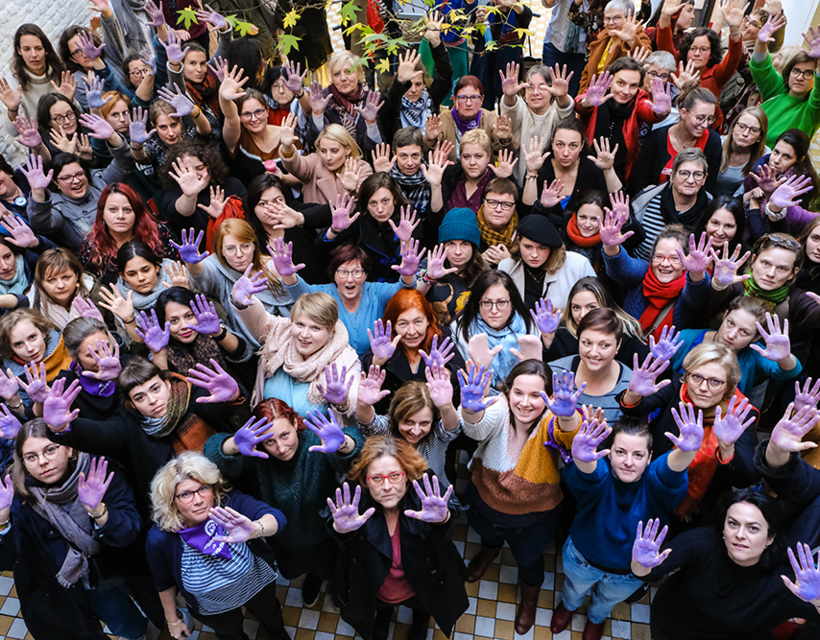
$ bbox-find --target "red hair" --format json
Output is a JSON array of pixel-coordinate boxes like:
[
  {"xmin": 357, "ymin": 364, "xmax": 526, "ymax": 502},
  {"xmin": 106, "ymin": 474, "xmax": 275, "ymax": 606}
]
[
  {"xmin": 85, "ymin": 184, "xmax": 163, "ymax": 273},
  {"xmin": 382, "ymin": 289, "xmax": 442, "ymax": 357},
  {"xmin": 253, "ymin": 398, "xmax": 306, "ymax": 431}
]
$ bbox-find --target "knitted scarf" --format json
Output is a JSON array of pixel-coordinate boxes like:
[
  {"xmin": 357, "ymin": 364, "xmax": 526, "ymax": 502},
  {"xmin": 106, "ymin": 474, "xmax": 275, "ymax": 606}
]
[
  {"xmin": 186, "ymin": 74, "xmax": 221, "ymax": 119},
  {"xmin": 390, "ymin": 164, "xmax": 431, "ymax": 214},
  {"xmin": 0, "ymin": 255, "xmax": 28, "ymax": 296},
  {"xmin": 328, "ymin": 83, "xmax": 365, "ymax": 138},
  {"xmin": 38, "ymin": 335, "xmax": 74, "ymax": 383},
  {"xmin": 452, "ymin": 106, "xmax": 482, "ymax": 137},
  {"xmin": 476, "ymin": 205, "xmax": 518, "ymax": 248},
  {"xmin": 565, "ymin": 213, "xmax": 601, "ymax": 248},
  {"xmin": 138, "ymin": 375, "xmax": 215, "ymax": 453},
  {"xmin": 639, "ymin": 268, "xmax": 686, "ymax": 341},
  {"xmin": 167, "ymin": 334, "xmax": 227, "ymax": 377},
  {"xmin": 116, "ymin": 259, "xmax": 175, "ymax": 313},
  {"xmin": 259, "ymin": 319, "xmax": 353, "ymax": 406},
  {"xmin": 400, "ymin": 90, "xmax": 432, "ymax": 132},
  {"xmin": 30, "ymin": 454, "xmax": 101, "ymax": 587},
  {"xmin": 744, "ymin": 275, "xmax": 789, "ymax": 309}
]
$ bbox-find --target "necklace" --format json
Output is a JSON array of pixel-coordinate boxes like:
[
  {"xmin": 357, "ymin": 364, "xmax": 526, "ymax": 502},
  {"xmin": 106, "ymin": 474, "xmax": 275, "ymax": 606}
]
[{"xmin": 524, "ymin": 263, "xmax": 546, "ymax": 283}]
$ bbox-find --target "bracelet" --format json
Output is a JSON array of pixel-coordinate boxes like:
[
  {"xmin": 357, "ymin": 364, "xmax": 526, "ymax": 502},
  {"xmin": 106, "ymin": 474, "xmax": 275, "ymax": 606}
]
[
  {"xmin": 295, "ymin": 90, "xmax": 305, "ymax": 99},
  {"xmin": 90, "ymin": 504, "xmax": 108, "ymax": 520},
  {"xmin": 280, "ymin": 146, "xmax": 295, "ymax": 159},
  {"xmin": 765, "ymin": 201, "xmax": 788, "ymax": 221},
  {"xmin": 213, "ymin": 325, "xmax": 229, "ymax": 341},
  {"xmin": 525, "ymin": 173, "xmax": 538, "ymax": 180},
  {"xmin": 130, "ymin": 143, "xmax": 144, "ymax": 150},
  {"xmin": 191, "ymin": 105, "xmax": 202, "ymax": 119},
  {"xmin": 255, "ymin": 519, "xmax": 265, "ymax": 538},
  {"xmin": 231, "ymin": 295, "xmax": 250, "ymax": 311},
  {"xmin": 124, "ymin": 316, "xmax": 136, "ymax": 324},
  {"xmin": 7, "ymin": 398, "xmax": 22, "ymax": 410},
  {"xmin": 0, "ymin": 518, "xmax": 10, "ymax": 528},
  {"xmin": 421, "ymin": 271, "xmax": 438, "ymax": 286}
]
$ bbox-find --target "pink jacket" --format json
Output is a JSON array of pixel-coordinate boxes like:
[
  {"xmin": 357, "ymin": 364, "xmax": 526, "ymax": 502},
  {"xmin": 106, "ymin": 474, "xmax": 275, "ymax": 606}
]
[{"xmin": 282, "ymin": 152, "xmax": 373, "ymax": 205}]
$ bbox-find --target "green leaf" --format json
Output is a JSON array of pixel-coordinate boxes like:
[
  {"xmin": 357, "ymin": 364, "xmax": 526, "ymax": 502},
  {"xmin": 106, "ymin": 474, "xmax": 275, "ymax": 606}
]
[
  {"xmin": 283, "ymin": 9, "xmax": 300, "ymax": 29},
  {"xmin": 224, "ymin": 14, "xmax": 239, "ymax": 28},
  {"xmin": 279, "ymin": 33, "xmax": 301, "ymax": 56},
  {"xmin": 235, "ymin": 20, "xmax": 258, "ymax": 37},
  {"xmin": 176, "ymin": 7, "xmax": 199, "ymax": 30},
  {"xmin": 339, "ymin": 1, "xmax": 360, "ymax": 26},
  {"xmin": 375, "ymin": 58, "xmax": 391, "ymax": 74}
]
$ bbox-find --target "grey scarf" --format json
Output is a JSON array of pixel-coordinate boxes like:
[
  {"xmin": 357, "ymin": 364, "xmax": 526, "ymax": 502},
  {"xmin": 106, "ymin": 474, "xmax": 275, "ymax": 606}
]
[{"xmin": 30, "ymin": 454, "xmax": 101, "ymax": 588}]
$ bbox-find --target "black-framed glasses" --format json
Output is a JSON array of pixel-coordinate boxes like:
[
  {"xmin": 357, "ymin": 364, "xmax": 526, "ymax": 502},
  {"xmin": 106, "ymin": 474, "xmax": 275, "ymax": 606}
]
[
  {"xmin": 240, "ymin": 108, "xmax": 267, "ymax": 121},
  {"xmin": 479, "ymin": 299, "xmax": 510, "ymax": 311},
  {"xmin": 174, "ymin": 485, "xmax": 212, "ymax": 503},
  {"xmin": 646, "ymin": 71, "xmax": 671, "ymax": 81},
  {"xmin": 57, "ymin": 171, "xmax": 86, "ymax": 183},
  {"xmin": 676, "ymin": 169, "xmax": 706, "ymax": 181},
  {"xmin": 687, "ymin": 372, "xmax": 726, "ymax": 390},
  {"xmin": 484, "ymin": 198, "xmax": 515, "ymax": 211},
  {"xmin": 790, "ymin": 67, "xmax": 816, "ymax": 80},
  {"xmin": 734, "ymin": 122, "xmax": 761, "ymax": 135},
  {"xmin": 52, "ymin": 112, "xmax": 76, "ymax": 125}
]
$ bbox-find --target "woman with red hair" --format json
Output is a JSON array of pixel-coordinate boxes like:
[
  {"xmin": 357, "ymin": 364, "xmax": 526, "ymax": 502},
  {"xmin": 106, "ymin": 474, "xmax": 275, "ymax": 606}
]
[
  {"xmin": 79, "ymin": 183, "xmax": 178, "ymax": 286},
  {"xmin": 363, "ymin": 289, "xmax": 465, "ymax": 414},
  {"xmin": 203, "ymin": 398, "xmax": 364, "ymax": 606}
]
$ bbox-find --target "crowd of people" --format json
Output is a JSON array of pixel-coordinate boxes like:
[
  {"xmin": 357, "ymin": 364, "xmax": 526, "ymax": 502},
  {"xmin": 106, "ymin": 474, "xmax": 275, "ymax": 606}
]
[{"xmin": 2, "ymin": 0, "xmax": 820, "ymax": 639}]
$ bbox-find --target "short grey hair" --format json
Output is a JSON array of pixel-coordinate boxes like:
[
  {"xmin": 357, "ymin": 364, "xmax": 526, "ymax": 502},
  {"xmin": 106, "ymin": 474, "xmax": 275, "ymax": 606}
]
[
  {"xmin": 645, "ymin": 51, "xmax": 676, "ymax": 73},
  {"xmin": 605, "ymin": 0, "xmax": 634, "ymax": 16},
  {"xmin": 526, "ymin": 64, "xmax": 552, "ymax": 85},
  {"xmin": 672, "ymin": 148, "xmax": 709, "ymax": 174}
]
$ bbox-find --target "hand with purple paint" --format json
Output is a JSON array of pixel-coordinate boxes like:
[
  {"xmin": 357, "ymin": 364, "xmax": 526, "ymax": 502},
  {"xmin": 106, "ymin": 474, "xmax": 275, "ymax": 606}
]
[
  {"xmin": 160, "ymin": 30, "xmax": 189, "ymax": 65},
  {"xmin": 420, "ymin": 334, "xmax": 455, "ymax": 370},
  {"xmin": 783, "ymin": 542, "xmax": 820, "ymax": 604},
  {"xmin": 232, "ymin": 265, "xmax": 269, "ymax": 306},
  {"xmin": 2, "ymin": 215, "xmax": 38, "ymax": 249},
  {"xmin": 328, "ymin": 483, "xmax": 376, "ymax": 534},
  {"xmin": 233, "ymin": 417, "xmax": 273, "ymax": 459},
  {"xmin": 171, "ymin": 228, "xmax": 209, "ymax": 264},
  {"xmin": 43, "ymin": 378, "xmax": 82, "ymax": 432},
  {"xmin": 187, "ymin": 359, "xmax": 240, "ymax": 403},
  {"xmin": 599, "ymin": 205, "xmax": 634, "ymax": 247},
  {"xmin": 530, "ymin": 297, "xmax": 561, "ymax": 335},
  {"xmin": 543, "ymin": 371, "xmax": 586, "ymax": 417},
  {"xmin": 632, "ymin": 519, "xmax": 671, "ymax": 569},
  {"xmin": 19, "ymin": 155, "xmax": 53, "ymax": 191},
  {"xmin": 404, "ymin": 475, "xmax": 453, "ymax": 524},
  {"xmin": 714, "ymin": 395, "xmax": 756, "ymax": 445},
  {"xmin": 368, "ymin": 319, "xmax": 399, "ymax": 363},
  {"xmin": 82, "ymin": 339, "xmax": 121, "ymax": 381},
  {"xmin": 78, "ymin": 457, "xmax": 114, "ymax": 512},
  {"xmin": 188, "ymin": 294, "xmax": 221, "ymax": 335},
  {"xmin": 210, "ymin": 506, "xmax": 258, "ymax": 543},
  {"xmin": 794, "ymin": 378, "xmax": 820, "ymax": 414},
  {"xmin": 749, "ymin": 313, "xmax": 791, "ymax": 362},
  {"xmin": 676, "ymin": 232, "xmax": 713, "ymax": 274},
  {"xmin": 330, "ymin": 192, "xmax": 360, "ymax": 234},
  {"xmin": 649, "ymin": 325, "xmax": 684, "ymax": 361},
  {"xmin": 0, "ymin": 370, "xmax": 18, "ymax": 402},
  {"xmin": 571, "ymin": 418, "xmax": 612, "ymax": 464},
  {"xmin": 583, "ymin": 71, "xmax": 613, "ymax": 107},
  {"xmin": 13, "ymin": 116, "xmax": 42, "ymax": 149},
  {"xmin": 770, "ymin": 402, "xmax": 820, "ymax": 453},
  {"xmin": 144, "ymin": 0, "xmax": 165, "ymax": 27},
  {"xmin": 127, "ymin": 106, "xmax": 156, "ymax": 144},
  {"xmin": 709, "ymin": 243, "xmax": 751, "ymax": 287},
  {"xmin": 71, "ymin": 297, "xmax": 104, "ymax": 323},
  {"xmin": 268, "ymin": 237, "xmax": 305, "ymax": 278},
  {"xmin": 388, "ymin": 205, "xmax": 420, "ymax": 244},
  {"xmin": 392, "ymin": 239, "xmax": 425, "ymax": 278},
  {"xmin": 457, "ymin": 363, "xmax": 498, "ymax": 413},
  {"xmin": 305, "ymin": 411, "xmax": 346, "ymax": 453},
  {"xmin": 769, "ymin": 174, "xmax": 815, "ymax": 211},
  {"xmin": 0, "ymin": 475, "xmax": 12, "ymax": 514},
  {"xmin": 667, "ymin": 402, "xmax": 704, "ymax": 452},
  {"xmin": 629, "ymin": 352, "xmax": 672, "ymax": 397},
  {"xmin": 319, "ymin": 363, "xmax": 353, "ymax": 406},
  {"xmin": 157, "ymin": 84, "xmax": 195, "ymax": 118},
  {"xmin": 0, "ymin": 405, "xmax": 22, "ymax": 439},
  {"xmin": 135, "ymin": 309, "xmax": 170, "ymax": 353},
  {"xmin": 20, "ymin": 362, "xmax": 50, "ymax": 404},
  {"xmin": 79, "ymin": 113, "xmax": 115, "ymax": 141},
  {"xmin": 424, "ymin": 244, "xmax": 458, "ymax": 281},
  {"xmin": 77, "ymin": 30, "xmax": 105, "ymax": 60}
]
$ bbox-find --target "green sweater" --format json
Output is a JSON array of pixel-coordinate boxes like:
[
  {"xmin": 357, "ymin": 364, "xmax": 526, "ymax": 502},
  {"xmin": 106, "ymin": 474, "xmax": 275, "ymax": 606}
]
[
  {"xmin": 203, "ymin": 426, "xmax": 364, "ymax": 550},
  {"xmin": 749, "ymin": 52, "xmax": 820, "ymax": 147}
]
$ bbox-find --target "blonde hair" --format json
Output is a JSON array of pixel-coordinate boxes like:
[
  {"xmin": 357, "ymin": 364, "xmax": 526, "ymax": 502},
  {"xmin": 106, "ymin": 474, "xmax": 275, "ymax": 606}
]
[
  {"xmin": 460, "ymin": 129, "xmax": 492, "ymax": 156},
  {"xmin": 720, "ymin": 107, "xmax": 768, "ymax": 175},
  {"xmin": 316, "ymin": 124, "xmax": 361, "ymax": 160},
  {"xmin": 99, "ymin": 91, "xmax": 131, "ymax": 119},
  {"xmin": 328, "ymin": 51, "xmax": 366, "ymax": 84},
  {"xmin": 291, "ymin": 291, "xmax": 339, "ymax": 333},
  {"xmin": 213, "ymin": 218, "xmax": 284, "ymax": 295},
  {"xmin": 150, "ymin": 451, "xmax": 231, "ymax": 532},
  {"xmin": 347, "ymin": 435, "xmax": 429, "ymax": 487},
  {"xmin": 682, "ymin": 342, "xmax": 742, "ymax": 402}
]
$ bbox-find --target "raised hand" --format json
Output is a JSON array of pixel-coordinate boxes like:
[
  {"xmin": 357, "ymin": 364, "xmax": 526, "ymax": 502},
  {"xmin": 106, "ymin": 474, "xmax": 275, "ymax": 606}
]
[
  {"xmin": 188, "ymin": 294, "xmax": 221, "ymax": 335},
  {"xmin": 628, "ymin": 45, "xmax": 652, "ymax": 65},
  {"xmin": 676, "ymin": 232, "xmax": 713, "ymax": 274},
  {"xmin": 543, "ymin": 371, "xmax": 587, "ymax": 417},
  {"xmin": 354, "ymin": 90, "xmax": 384, "ymax": 124},
  {"xmin": 632, "ymin": 519, "xmax": 671, "ymax": 568},
  {"xmin": 0, "ymin": 405, "xmax": 22, "ymax": 439},
  {"xmin": 283, "ymin": 60, "xmax": 307, "ymax": 92},
  {"xmin": 157, "ymin": 84, "xmax": 195, "ymax": 117},
  {"xmin": 188, "ymin": 360, "xmax": 239, "ymax": 403},
  {"xmin": 2, "ymin": 215, "xmax": 38, "ymax": 249},
  {"xmin": 51, "ymin": 71, "xmax": 77, "ymax": 101},
  {"xmin": 420, "ymin": 143, "xmax": 452, "ymax": 186},
  {"xmin": 510, "ymin": 334, "xmax": 543, "ymax": 362},
  {"xmin": 140, "ymin": 47, "xmax": 158, "ymax": 76},
  {"xmin": 425, "ymin": 113, "xmax": 442, "ymax": 141},
  {"xmin": 0, "ymin": 78, "xmax": 22, "ymax": 113},
  {"xmin": 599, "ymin": 205, "xmax": 634, "ymax": 246},
  {"xmin": 13, "ymin": 116, "xmax": 42, "ymax": 148},
  {"xmin": 584, "ymin": 71, "xmax": 613, "ymax": 107},
  {"xmin": 794, "ymin": 378, "xmax": 820, "ymax": 414},
  {"xmin": 392, "ymin": 239, "xmax": 425, "ymax": 278},
  {"xmin": 234, "ymin": 417, "xmax": 273, "ymax": 458},
  {"xmin": 339, "ymin": 157, "xmax": 364, "ymax": 194},
  {"xmin": 759, "ymin": 11, "xmax": 786, "ymax": 44},
  {"xmin": 783, "ymin": 542, "xmax": 820, "ymax": 603},
  {"xmin": 802, "ymin": 25, "xmax": 820, "ymax": 58},
  {"xmin": 629, "ymin": 352, "xmax": 672, "ymax": 396},
  {"xmin": 649, "ymin": 325, "xmax": 683, "ymax": 361},
  {"xmin": 97, "ymin": 285, "xmax": 134, "ymax": 324},
  {"xmin": 713, "ymin": 395, "xmax": 755, "ymax": 445},
  {"xmin": 144, "ymin": 0, "xmax": 165, "ymax": 26},
  {"xmin": 425, "ymin": 364, "xmax": 454, "ymax": 408},
  {"xmin": 161, "ymin": 29, "xmax": 189, "ymax": 64},
  {"xmin": 304, "ymin": 410, "xmax": 346, "ymax": 453},
  {"xmin": 748, "ymin": 313, "xmax": 790, "ymax": 362},
  {"xmin": 404, "ymin": 475, "xmax": 453, "ymax": 523},
  {"xmin": 499, "ymin": 61, "xmax": 528, "ymax": 98},
  {"xmin": 524, "ymin": 135, "xmax": 550, "ymax": 174},
  {"xmin": 457, "ymin": 363, "xmax": 499, "ymax": 413},
  {"xmin": 771, "ymin": 402, "xmax": 820, "ymax": 452},
  {"xmin": 571, "ymin": 418, "xmax": 612, "ymax": 463},
  {"xmin": 78, "ymin": 457, "xmax": 114, "ymax": 511},
  {"xmin": 43, "ymin": 378, "xmax": 82, "ymax": 431},
  {"xmin": 210, "ymin": 506, "xmax": 258, "ymax": 543},
  {"xmin": 330, "ymin": 192, "xmax": 359, "ymax": 234},
  {"xmin": 709, "ymin": 243, "xmax": 751, "ymax": 286},
  {"xmin": 231, "ymin": 264, "xmax": 268, "ymax": 306},
  {"xmin": 19, "ymin": 155, "xmax": 53, "ymax": 191},
  {"xmin": 20, "ymin": 362, "xmax": 50, "ymax": 404},
  {"xmin": 79, "ymin": 113, "xmax": 115, "ymax": 140},
  {"xmin": 81, "ymin": 339, "xmax": 121, "ymax": 381},
  {"xmin": 467, "ymin": 333, "xmax": 503, "ymax": 370},
  {"xmin": 196, "ymin": 4, "xmax": 230, "ymax": 30},
  {"xmin": 493, "ymin": 114, "xmax": 513, "ymax": 142},
  {"xmin": 372, "ymin": 142, "xmax": 396, "ymax": 173},
  {"xmin": 358, "ymin": 365, "xmax": 391, "ymax": 405},
  {"xmin": 217, "ymin": 64, "xmax": 248, "ymax": 102},
  {"xmin": 668, "ymin": 402, "xmax": 705, "ymax": 452},
  {"xmin": 590, "ymin": 137, "xmax": 619, "ymax": 171},
  {"xmin": 127, "ymin": 106, "xmax": 156, "ymax": 144},
  {"xmin": 769, "ymin": 175, "xmax": 815, "ymax": 210},
  {"xmin": 318, "ymin": 363, "xmax": 353, "ymax": 406},
  {"xmin": 0, "ymin": 475, "xmax": 11, "ymax": 515},
  {"xmin": 388, "ymin": 205, "xmax": 420, "ymax": 243},
  {"xmin": 424, "ymin": 244, "xmax": 458, "ymax": 281},
  {"xmin": 367, "ymin": 319, "xmax": 399, "ymax": 362},
  {"xmin": 495, "ymin": 147, "xmax": 516, "ymax": 179},
  {"xmin": 135, "ymin": 309, "xmax": 170, "ymax": 352},
  {"xmin": 671, "ymin": 59, "xmax": 701, "ymax": 89},
  {"xmin": 548, "ymin": 63, "xmax": 573, "ymax": 98},
  {"xmin": 78, "ymin": 30, "xmax": 105, "ymax": 62},
  {"xmin": 751, "ymin": 163, "xmax": 784, "ymax": 193},
  {"xmin": 328, "ymin": 483, "xmax": 375, "ymax": 534},
  {"xmin": 170, "ymin": 228, "xmax": 209, "ymax": 264},
  {"xmin": 648, "ymin": 77, "xmax": 672, "ymax": 114},
  {"xmin": 268, "ymin": 237, "xmax": 305, "ymax": 278},
  {"xmin": 420, "ymin": 334, "xmax": 455, "ymax": 370},
  {"xmin": 0, "ymin": 370, "xmax": 18, "ymax": 402},
  {"xmin": 307, "ymin": 81, "xmax": 331, "ymax": 115},
  {"xmin": 540, "ymin": 179, "xmax": 565, "ymax": 209}
]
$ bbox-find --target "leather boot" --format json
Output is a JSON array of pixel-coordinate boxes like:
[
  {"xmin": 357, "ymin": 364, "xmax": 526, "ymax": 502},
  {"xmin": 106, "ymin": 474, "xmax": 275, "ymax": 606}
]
[
  {"xmin": 582, "ymin": 619, "xmax": 605, "ymax": 640},
  {"xmin": 550, "ymin": 601, "xmax": 573, "ymax": 634},
  {"xmin": 466, "ymin": 545, "xmax": 501, "ymax": 583},
  {"xmin": 514, "ymin": 581, "xmax": 541, "ymax": 635}
]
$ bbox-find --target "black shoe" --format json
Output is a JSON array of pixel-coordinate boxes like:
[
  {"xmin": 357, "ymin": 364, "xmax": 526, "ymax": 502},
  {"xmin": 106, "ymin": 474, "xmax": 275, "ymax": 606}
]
[
  {"xmin": 301, "ymin": 573, "xmax": 323, "ymax": 607},
  {"xmin": 408, "ymin": 610, "xmax": 430, "ymax": 640},
  {"xmin": 625, "ymin": 581, "xmax": 650, "ymax": 603},
  {"xmin": 372, "ymin": 607, "xmax": 393, "ymax": 640}
]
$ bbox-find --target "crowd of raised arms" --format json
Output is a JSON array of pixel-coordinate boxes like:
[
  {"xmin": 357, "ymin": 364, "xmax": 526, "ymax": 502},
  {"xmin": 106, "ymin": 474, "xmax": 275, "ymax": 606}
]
[{"xmin": 3, "ymin": 0, "xmax": 820, "ymax": 638}]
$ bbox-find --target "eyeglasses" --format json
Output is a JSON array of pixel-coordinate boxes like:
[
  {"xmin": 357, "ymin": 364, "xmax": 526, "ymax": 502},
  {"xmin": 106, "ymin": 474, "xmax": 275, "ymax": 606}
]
[
  {"xmin": 688, "ymin": 372, "xmax": 726, "ymax": 390},
  {"xmin": 336, "ymin": 268, "xmax": 365, "ymax": 278},
  {"xmin": 734, "ymin": 122, "xmax": 761, "ymax": 135},
  {"xmin": 790, "ymin": 67, "xmax": 816, "ymax": 80},
  {"xmin": 651, "ymin": 254, "xmax": 682, "ymax": 265},
  {"xmin": 52, "ymin": 112, "xmax": 76, "ymax": 125},
  {"xmin": 129, "ymin": 67, "xmax": 150, "ymax": 78},
  {"xmin": 57, "ymin": 171, "xmax": 86, "ymax": 183},
  {"xmin": 175, "ymin": 484, "xmax": 213, "ymax": 503},
  {"xmin": 23, "ymin": 444, "xmax": 62, "ymax": 465},
  {"xmin": 603, "ymin": 15, "xmax": 623, "ymax": 23},
  {"xmin": 676, "ymin": 169, "xmax": 706, "ymax": 181},
  {"xmin": 479, "ymin": 299, "xmax": 510, "ymax": 310},
  {"xmin": 689, "ymin": 46, "xmax": 711, "ymax": 54},
  {"xmin": 646, "ymin": 71, "xmax": 671, "ymax": 81},
  {"xmin": 271, "ymin": 82, "xmax": 289, "ymax": 92},
  {"xmin": 484, "ymin": 198, "xmax": 515, "ymax": 211},
  {"xmin": 764, "ymin": 234, "xmax": 802, "ymax": 251},
  {"xmin": 455, "ymin": 95, "xmax": 482, "ymax": 103},
  {"xmin": 223, "ymin": 242, "xmax": 254, "ymax": 256},
  {"xmin": 367, "ymin": 471, "xmax": 406, "ymax": 486},
  {"xmin": 69, "ymin": 49, "xmax": 84, "ymax": 59},
  {"xmin": 240, "ymin": 108, "xmax": 267, "ymax": 121},
  {"xmin": 690, "ymin": 114, "xmax": 716, "ymax": 126}
]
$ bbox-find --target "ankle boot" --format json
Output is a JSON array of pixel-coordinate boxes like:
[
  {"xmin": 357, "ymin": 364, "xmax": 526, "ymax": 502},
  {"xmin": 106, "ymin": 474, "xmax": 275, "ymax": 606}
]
[
  {"xmin": 514, "ymin": 580, "xmax": 541, "ymax": 635},
  {"xmin": 372, "ymin": 606, "xmax": 392, "ymax": 640},
  {"xmin": 408, "ymin": 609, "xmax": 431, "ymax": 640},
  {"xmin": 466, "ymin": 545, "xmax": 501, "ymax": 583}
]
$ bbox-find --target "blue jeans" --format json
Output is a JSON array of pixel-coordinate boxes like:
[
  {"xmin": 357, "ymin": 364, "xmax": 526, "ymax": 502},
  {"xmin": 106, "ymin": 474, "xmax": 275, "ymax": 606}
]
[
  {"xmin": 86, "ymin": 584, "xmax": 149, "ymax": 640},
  {"xmin": 541, "ymin": 41, "xmax": 585, "ymax": 98},
  {"xmin": 559, "ymin": 536, "xmax": 643, "ymax": 624}
]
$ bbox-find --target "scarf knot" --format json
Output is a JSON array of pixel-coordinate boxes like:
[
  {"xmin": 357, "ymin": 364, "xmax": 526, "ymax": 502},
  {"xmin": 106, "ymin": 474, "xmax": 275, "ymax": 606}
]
[
  {"xmin": 743, "ymin": 275, "xmax": 789, "ymax": 309},
  {"xmin": 639, "ymin": 268, "xmax": 686, "ymax": 341},
  {"xmin": 566, "ymin": 213, "xmax": 601, "ymax": 248}
]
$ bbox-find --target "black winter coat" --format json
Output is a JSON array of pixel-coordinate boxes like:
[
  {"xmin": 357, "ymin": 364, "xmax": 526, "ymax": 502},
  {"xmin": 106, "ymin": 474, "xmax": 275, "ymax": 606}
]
[{"xmin": 329, "ymin": 471, "xmax": 468, "ymax": 640}]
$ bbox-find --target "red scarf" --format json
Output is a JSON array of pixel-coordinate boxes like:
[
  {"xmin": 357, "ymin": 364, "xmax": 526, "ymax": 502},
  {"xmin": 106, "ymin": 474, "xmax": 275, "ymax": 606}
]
[
  {"xmin": 566, "ymin": 213, "xmax": 601, "ymax": 248},
  {"xmin": 639, "ymin": 268, "xmax": 685, "ymax": 341},
  {"xmin": 186, "ymin": 74, "xmax": 221, "ymax": 119},
  {"xmin": 328, "ymin": 82, "xmax": 364, "ymax": 117},
  {"xmin": 206, "ymin": 195, "xmax": 245, "ymax": 255}
]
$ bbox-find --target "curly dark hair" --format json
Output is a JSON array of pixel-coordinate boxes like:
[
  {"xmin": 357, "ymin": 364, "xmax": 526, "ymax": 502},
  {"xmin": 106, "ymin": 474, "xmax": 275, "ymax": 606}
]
[
  {"xmin": 679, "ymin": 28, "xmax": 722, "ymax": 70},
  {"xmin": 160, "ymin": 138, "xmax": 230, "ymax": 191}
]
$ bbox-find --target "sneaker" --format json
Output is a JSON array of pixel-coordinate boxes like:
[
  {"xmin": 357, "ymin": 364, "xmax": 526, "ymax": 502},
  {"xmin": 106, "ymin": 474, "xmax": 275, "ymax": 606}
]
[{"xmin": 301, "ymin": 573, "xmax": 323, "ymax": 607}]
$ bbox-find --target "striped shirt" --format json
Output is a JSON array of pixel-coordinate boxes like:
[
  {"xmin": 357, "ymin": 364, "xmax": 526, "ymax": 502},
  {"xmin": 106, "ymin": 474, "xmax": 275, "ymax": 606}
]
[{"xmin": 635, "ymin": 192, "xmax": 667, "ymax": 262}]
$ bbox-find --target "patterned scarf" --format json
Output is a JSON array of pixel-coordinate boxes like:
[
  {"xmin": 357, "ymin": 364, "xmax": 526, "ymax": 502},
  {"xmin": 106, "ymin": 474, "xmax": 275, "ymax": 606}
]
[
  {"xmin": 565, "ymin": 213, "xmax": 601, "ymax": 248},
  {"xmin": 390, "ymin": 164, "xmax": 431, "ymax": 214},
  {"xmin": 30, "ymin": 454, "xmax": 101, "ymax": 587},
  {"xmin": 400, "ymin": 90, "xmax": 432, "ymax": 132},
  {"xmin": 743, "ymin": 275, "xmax": 789, "ymax": 309},
  {"xmin": 328, "ymin": 83, "xmax": 366, "ymax": 138},
  {"xmin": 167, "ymin": 334, "xmax": 227, "ymax": 377},
  {"xmin": 476, "ymin": 204, "xmax": 518, "ymax": 248},
  {"xmin": 186, "ymin": 74, "xmax": 221, "ymax": 119},
  {"xmin": 138, "ymin": 375, "xmax": 216, "ymax": 453}
]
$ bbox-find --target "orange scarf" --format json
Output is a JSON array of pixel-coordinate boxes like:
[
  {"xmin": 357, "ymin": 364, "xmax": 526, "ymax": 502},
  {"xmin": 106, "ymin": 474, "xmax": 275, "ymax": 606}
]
[
  {"xmin": 639, "ymin": 268, "xmax": 685, "ymax": 341},
  {"xmin": 206, "ymin": 195, "xmax": 245, "ymax": 254},
  {"xmin": 566, "ymin": 213, "xmax": 601, "ymax": 248}
]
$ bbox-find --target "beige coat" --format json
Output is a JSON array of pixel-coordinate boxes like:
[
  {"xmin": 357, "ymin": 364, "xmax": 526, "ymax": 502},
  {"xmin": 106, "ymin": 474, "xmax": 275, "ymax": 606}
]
[
  {"xmin": 434, "ymin": 108, "xmax": 519, "ymax": 163},
  {"xmin": 282, "ymin": 151, "xmax": 373, "ymax": 205}
]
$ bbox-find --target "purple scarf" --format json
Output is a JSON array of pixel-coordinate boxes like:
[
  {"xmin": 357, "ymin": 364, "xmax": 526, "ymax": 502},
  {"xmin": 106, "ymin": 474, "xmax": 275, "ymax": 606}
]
[
  {"xmin": 452, "ymin": 107, "xmax": 482, "ymax": 136},
  {"xmin": 71, "ymin": 362, "xmax": 116, "ymax": 398},
  {"xmin": 179, "ymin": 519, "xmax": 232, "ymax": 560}
]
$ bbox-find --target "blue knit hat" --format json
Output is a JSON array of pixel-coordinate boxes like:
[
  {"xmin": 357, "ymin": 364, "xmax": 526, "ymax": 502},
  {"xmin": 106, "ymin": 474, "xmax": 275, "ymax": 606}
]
[{"xmin": 439, "ymin": 208, "xmax": 481, "ymax": 246}]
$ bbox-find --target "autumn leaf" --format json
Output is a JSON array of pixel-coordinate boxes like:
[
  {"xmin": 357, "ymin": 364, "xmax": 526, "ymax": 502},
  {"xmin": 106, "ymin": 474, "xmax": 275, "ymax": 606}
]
[
  {"xmin": 375, "ymin": 58, "xmax": 390, "ymax": 74},
  {"xmin": 176, "ymin": 7, "xmax": 199, "ymax": 30},
  {"xmin": 224, "ymin": 14, "xmax": 238, "ymax": 28},
  {"xmin": 283, "ymin": 9, "xmax": 300, "ymax": 29},
  {"xmin": 235, "ymin": 21, "xmax": 258, "ymax": 37},
  {"xmin": 339, "ymin": 0, "xmax": 360, "ymax": 26},
  {"xmin": 279, "ymin": 33, "xmax": 301, "ymax": 56},
  {"xmin": 513, "ymin": 27, "xmax": 535, "ymax": 38}
]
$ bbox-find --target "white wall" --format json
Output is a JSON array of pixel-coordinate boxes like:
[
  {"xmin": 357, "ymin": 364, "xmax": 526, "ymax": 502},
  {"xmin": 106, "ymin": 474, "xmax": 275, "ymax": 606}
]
[{"xmin": 0, "ymin": 0, "xmax": 94, "ymax": 163}]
